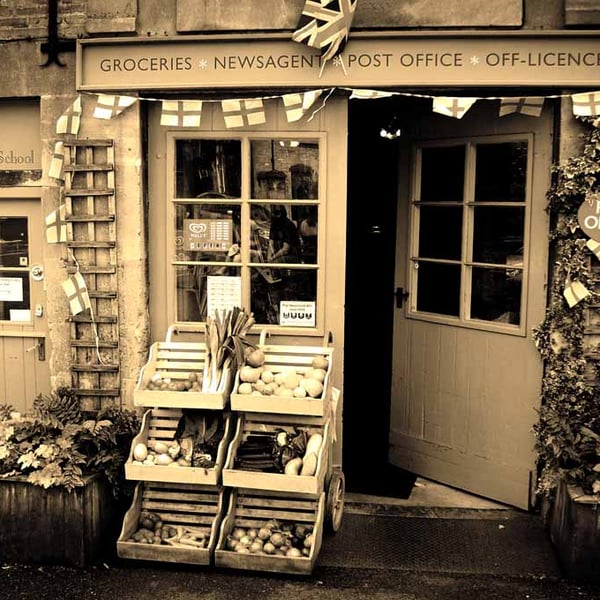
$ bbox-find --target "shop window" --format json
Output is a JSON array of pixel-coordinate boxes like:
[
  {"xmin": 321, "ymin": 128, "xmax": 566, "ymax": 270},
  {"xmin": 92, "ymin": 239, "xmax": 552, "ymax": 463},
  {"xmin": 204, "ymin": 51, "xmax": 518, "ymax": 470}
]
[
  {"xmin": 409, "ymin": 137, "xmax": 530, "ymax": 332},
  {"xmin": 0, "ymin": 216, "xmax": 30, "ymax": 321},
  {"xmin": 170, "ymin": 136, "xmax": 321, "ymax": 328}
]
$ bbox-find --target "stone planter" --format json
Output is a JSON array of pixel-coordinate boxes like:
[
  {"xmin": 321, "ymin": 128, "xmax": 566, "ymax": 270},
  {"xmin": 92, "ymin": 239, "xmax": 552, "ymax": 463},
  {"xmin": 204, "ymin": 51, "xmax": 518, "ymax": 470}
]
[
  {"xmin": 0, "ymin": 473, "xmax": 118, "ymax": 567},
  {"xmin": 547, "ymin": 479, "xmax": 600, "ymax": 582}
]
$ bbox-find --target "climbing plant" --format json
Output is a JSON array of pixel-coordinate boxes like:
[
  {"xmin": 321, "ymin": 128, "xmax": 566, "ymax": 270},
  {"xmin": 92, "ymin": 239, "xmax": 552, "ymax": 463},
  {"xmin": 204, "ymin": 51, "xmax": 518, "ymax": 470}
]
[{"xmin": 533, "ymin": 116, "xmax": 600, "ymax": 498}]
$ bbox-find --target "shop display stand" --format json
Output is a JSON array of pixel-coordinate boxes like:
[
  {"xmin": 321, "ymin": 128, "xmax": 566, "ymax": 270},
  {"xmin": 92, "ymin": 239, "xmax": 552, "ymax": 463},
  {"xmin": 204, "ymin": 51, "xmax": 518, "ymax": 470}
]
[{"xmin": 117, "ymin": 328, "xmax": 344, "ymax": 574}]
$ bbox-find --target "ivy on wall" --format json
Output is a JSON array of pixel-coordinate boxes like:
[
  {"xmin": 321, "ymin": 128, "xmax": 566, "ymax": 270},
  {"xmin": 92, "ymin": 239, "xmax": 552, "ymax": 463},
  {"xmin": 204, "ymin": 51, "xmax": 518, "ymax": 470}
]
[{"xmin": 533, "ymin": 116, "xmax": 600, "ymax": 497}]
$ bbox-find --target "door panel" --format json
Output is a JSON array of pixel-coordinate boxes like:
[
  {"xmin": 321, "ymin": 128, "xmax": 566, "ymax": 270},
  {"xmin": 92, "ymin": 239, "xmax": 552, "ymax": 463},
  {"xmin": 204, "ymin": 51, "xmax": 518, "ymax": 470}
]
[
  {"xmin": 0, "ymin": 198, "xmax": 49, "ymax": 412},
  {"xmin": 389, "ymin": 101, "xmax": 553, "ymax": 509}
]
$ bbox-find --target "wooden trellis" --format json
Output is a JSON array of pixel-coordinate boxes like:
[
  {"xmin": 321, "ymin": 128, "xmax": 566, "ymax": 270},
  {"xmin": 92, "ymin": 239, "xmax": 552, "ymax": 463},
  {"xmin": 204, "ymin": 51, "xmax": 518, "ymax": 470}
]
[{"xmin": 63, "ymin": 140, "xmax": 121, "ymax": 411}]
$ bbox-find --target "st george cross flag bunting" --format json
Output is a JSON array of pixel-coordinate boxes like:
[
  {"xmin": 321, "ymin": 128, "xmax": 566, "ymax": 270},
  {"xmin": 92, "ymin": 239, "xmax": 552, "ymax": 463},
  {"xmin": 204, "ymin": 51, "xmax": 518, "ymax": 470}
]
[
  {"xmin": 432, "ymin": 97, "xmax": 477, "ymax": 119},
  {"xmin": 350, "ymin": 89, "xmax": 395, "ymax": 100},
  {"xmin": 282, "ymin": 90, "xmax": 323, "ymax": 122},
  {"xmin": 587, "ymin": 238, "xmax": 600, "ymax": 260},
  {"xmin": 93, "ymin": 94, "xmax": 137, "ymax": 120},
  {"xmin": 61, "ymin": 272, "xmax": 91, "ymax": 315},
  {"xmin": 56, "ymin": 96, "xmax": 82, "ymax": 135},
  {"xmin": 572, "ymin": 91, "xmax": 600, "ymax": 117},
  {"xmin": 45, "ymin": 204, "xmax": 68, "ymax": 244},
  {"xmin": 292, "ymin": 0, "xmax": 358, "ymax": 63},
  {"xmin": 160, "ymin": 100, "xmax": 203, "ymax": 127},
  {"xmin": 499, "ymin": 97, "xmax": 545, "ymax": 118},
  {"xmin": 48, "ymin": 141, "xmax": 65, "ymax": 180},
  {"xmin": 221, "ymin": 99, "xmax": 266, "ymax": 128},
  {"xmin": 563, "ymin": 278, "xmax": 591, "ymax": 308}
]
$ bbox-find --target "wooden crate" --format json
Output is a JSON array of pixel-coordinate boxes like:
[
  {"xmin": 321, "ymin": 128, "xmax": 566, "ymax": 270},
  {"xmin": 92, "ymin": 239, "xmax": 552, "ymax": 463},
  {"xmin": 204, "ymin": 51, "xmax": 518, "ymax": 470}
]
[
  {"xmin": 117, "ymin": 481, "xmax": 226, "ymax": 565},
  {"xmin": 125, "ymin": 408, "xmax": 233, "ymax": 485},
  {"xmin": 230, "ymin": 343, "xmax": 333, "ymax": 417},
  {"xmin": 215, "ymin": 488, "xmax": 325, "ymax": 575},
  {"xmin": 134, "ymin": 340, "xmax": 232, "ymax": 409},
  {"xmin": 222, "ymin": 414, "xmax": 329, "ymax": 495}
]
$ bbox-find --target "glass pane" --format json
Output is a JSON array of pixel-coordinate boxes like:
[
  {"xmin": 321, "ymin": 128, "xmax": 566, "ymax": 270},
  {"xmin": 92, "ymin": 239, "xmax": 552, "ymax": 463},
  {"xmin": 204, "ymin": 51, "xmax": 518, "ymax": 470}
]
[
  {"xmin": 175, "ymin": 140, "xmax": 241, "ymax": 198},
  {"xmin": 176, "ymin": 266, "xmax": 241, "ymax": 322},
  {"xmin": 415, "ymin": 261, "xmax": 460, "ymax": 316},
  {"xmin": 0, "ymin": 217, "xmax": 28, "ymax": 267},
  {"xmin": 473, "ymin": 206, "xmax": 525, "ymax": 264},
  {"xmin": 298, "ymin": 206, "xmax": 318, "ymax": 264},
  {"xmin": 418, "ymin": 206, "xmax": 463, "ymax": 261},
  {"xmin": 249, "ymin": 204, "xmax": 301, "ymax": 264},
  {"xmin": 175, "ymin": 203, "xmax": 241, "ymax": 261},
  {"xmin": 0, "ymin": 271, "xmax": 30, "ymax": 320},
  {"xmin": 251, "ymin": 139, "xmax": 319, "ymax": 199},
  {"xmin": 470, "ymin": 266, "xmax": 521, "ymax": 325},
  {"xmin": 420, "ymin": 145, "xmax": 465, "ymax": 202},
  {"xmin": 251, "ymin": 267, "xmax": 316, "ymax": 326},
  {"xmin": 475, "ymin": 142, "xmax": 528, "ymax": 202}
]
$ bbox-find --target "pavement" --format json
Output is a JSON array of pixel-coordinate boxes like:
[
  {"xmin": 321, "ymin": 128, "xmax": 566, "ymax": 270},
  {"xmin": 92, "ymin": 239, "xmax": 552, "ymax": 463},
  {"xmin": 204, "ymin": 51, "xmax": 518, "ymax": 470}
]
[{"xmin": 2, "ymin": 479, "xmax": 600, "ymax": 600}]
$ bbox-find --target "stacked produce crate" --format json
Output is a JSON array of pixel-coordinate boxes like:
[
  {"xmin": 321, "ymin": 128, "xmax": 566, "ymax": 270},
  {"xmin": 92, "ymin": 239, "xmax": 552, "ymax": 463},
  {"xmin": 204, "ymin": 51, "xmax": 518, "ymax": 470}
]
[
  {"xmin": 117, "ymin": 325, "xmax": 343, "ymax": 574},
  {"xmin": 214, "ymin": 336, "xmax": 343, "ymax": 574},
  {"xmin": 117, "ymin": 332, "xmax": 232, "ymax": 565}
]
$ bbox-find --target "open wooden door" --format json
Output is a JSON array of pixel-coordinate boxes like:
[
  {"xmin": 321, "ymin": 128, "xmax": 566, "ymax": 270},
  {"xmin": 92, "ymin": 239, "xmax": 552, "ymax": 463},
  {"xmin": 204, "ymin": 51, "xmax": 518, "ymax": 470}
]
[{"xmin": 389, "ymin": 100, "xmax": 554, "ymax": 509}]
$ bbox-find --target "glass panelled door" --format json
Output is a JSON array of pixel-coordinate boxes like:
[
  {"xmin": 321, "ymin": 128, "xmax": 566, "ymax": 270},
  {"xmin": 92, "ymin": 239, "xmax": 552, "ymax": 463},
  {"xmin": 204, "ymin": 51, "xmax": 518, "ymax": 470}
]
[
  {"xmin": 0, "ymin": 198, "xmax": 49, "ymax": 412},
  {"xmin": 389, "ymin": 101, "xmax": 554, "ymax": 509}
]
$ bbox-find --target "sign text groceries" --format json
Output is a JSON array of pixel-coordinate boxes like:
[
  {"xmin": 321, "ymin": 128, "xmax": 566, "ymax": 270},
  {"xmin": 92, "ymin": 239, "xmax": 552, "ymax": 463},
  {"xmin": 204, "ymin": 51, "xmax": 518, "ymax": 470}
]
[{"xmin": 98, "ymin": 50, "xmax": 600, "ymax": 73}]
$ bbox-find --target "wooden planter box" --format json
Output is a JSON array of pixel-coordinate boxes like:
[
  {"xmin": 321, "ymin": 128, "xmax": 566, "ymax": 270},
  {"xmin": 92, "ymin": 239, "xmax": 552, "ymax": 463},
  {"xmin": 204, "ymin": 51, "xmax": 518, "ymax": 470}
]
[
  {"xmin": 0, "ymin": 473, "xmax": 117, "ymax": 567},
  {"xmin": 548, "ymin": 479, "xmax": 600, "ymax": 582}
]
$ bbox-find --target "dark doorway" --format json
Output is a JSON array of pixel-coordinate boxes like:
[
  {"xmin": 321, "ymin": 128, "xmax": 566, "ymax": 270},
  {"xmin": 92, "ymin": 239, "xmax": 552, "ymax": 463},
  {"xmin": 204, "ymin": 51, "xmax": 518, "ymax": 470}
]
[{"xmin": 343, "ymin": 96, "xmax": 416, "ymax": 498}]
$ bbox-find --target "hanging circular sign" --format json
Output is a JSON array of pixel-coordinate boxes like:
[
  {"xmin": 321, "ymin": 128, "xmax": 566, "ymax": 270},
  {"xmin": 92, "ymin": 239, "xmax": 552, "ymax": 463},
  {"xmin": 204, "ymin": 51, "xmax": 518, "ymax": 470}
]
[{"xmin": 578, "ymin": 193, "xmax": 600, "ymax": 242}]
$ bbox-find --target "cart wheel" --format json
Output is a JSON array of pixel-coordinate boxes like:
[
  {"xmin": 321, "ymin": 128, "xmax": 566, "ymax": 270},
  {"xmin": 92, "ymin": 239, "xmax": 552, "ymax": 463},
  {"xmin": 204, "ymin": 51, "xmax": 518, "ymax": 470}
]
[{"xmin": 325, "ymin": 470, "xmax": 345, "ymax": 533}]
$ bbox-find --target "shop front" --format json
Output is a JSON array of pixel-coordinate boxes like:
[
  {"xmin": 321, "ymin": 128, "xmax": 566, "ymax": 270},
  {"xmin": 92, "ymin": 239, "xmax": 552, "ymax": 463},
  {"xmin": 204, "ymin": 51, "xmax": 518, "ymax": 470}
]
[{"xmin": 4, "ymin": 22, "xmax": 595, "ymax": 512}]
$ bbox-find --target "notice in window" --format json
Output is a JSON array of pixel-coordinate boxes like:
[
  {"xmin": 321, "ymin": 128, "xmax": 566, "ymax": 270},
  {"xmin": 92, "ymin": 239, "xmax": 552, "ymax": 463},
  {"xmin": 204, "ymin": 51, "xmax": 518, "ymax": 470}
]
[
  {"xmin": 0, "ymin": 277, "xmax": 23, "ymax": 302},
  {"xmin": 279, "ymin": 301, "xmax": 315, "ymax": 327},
  {"xmin": 183, "ymin": 219, "xmax": 232, "ymax": 252},
  {"xmin": 206, "ymin": 276, "xmax": 242, "ymax": 317}
]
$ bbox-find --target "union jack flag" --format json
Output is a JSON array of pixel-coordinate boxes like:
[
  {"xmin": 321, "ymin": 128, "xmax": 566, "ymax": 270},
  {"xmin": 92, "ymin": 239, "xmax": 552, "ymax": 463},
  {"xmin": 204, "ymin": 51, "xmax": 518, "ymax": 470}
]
[
  {"xmin": 282, "ymin": 90, "xmax": 323, "ymax": 122},
  {"xmin": 292, "ymin": 0, "xmax": 358, "ymax": 63}
]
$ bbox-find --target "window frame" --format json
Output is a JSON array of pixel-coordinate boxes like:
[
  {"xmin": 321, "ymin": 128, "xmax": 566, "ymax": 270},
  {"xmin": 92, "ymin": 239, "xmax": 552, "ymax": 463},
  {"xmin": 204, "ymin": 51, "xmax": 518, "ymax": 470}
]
[
  {"xmin": 407, "ymin": 133, "xmax": 534, "ymax": 336},
  {"xmin": 165, "ymin": 130, "xmax": 327, "ymax": 335}
]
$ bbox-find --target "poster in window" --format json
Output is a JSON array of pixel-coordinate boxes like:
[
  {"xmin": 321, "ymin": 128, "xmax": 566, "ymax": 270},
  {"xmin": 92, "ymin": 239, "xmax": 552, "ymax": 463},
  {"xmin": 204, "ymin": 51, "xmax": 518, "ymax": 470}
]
[
  {"xmin": 279, "ymin": 301, "xmax": 315, "ymax": 327},
  {"xmin": 206, "ymin": 276, "xmax": 242, "ymax": 317},
  {"xmin": 0, "ymin": 277, "xmax": 23, "ymax": 302},
  {"xmin": 183, "ymin": 219, "xmax": 232, "ymax": 251}
]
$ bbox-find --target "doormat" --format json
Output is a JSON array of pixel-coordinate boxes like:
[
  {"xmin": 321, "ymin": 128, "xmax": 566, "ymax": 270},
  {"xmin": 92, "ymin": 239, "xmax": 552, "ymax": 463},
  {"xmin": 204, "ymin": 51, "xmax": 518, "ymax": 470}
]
[
  {"xmin": 318, "ymin": 513, "xmax": 561, "ymax": 577},
  {"xmin": 345, "ymin": 463, "xmax": 417, "ymax": 499}
]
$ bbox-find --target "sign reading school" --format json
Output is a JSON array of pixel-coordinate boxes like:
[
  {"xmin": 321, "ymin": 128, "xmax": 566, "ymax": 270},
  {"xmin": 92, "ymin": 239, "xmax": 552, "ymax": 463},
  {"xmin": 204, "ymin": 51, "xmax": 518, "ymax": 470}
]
[{"xmin": 77, "ymin": 32, "xmax": 600, "ymax": 91}]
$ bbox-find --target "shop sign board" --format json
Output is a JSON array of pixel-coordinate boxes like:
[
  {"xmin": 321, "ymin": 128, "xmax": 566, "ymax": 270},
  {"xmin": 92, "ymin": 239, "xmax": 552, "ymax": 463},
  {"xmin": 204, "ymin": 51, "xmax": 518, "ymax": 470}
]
[
  {"xmin": 78, "ymin": 32, "xmax": 600, "ymax": 90},
  {"xmin": 578, "ymin": 193, "xmax": 600, "ymax": 242}
]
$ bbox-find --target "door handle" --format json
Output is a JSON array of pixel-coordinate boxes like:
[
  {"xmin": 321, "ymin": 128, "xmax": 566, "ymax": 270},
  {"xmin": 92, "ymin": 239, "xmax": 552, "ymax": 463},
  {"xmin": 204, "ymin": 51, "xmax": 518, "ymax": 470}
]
[{"xmin": 395, "ymin": 287, "xmax": 409, "ymax": 308}]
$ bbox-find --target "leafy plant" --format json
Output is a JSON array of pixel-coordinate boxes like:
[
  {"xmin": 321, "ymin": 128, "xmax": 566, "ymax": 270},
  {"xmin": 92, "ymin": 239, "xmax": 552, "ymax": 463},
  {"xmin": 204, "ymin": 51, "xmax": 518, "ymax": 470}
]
[
  {"xmin": 0, "ymin": 389, "xmax": 139, "ymax": 496},
  {"xmin": 533, "ymin": 116, "xmax": 600, "ymax": 497}
]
